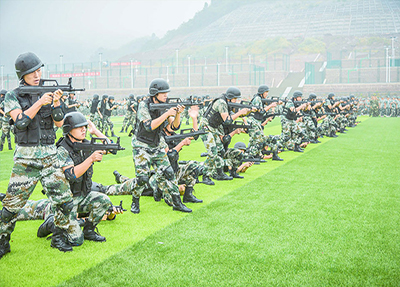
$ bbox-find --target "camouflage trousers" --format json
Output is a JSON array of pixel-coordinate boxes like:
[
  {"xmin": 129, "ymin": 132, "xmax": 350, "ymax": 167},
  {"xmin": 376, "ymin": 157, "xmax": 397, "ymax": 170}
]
[
  {"xmin": 132, "ymin": 146, "xmax": 180, "ymax": 200},
  {"xmin": 0, "ymin": 117, "xmax": 11, "ymax": 148},
  {"xmin": 303, "ymin": 117, "xmax": 316, "ymax": 140},
  {"xmin": 105, "ymin": 178, "xmax": 138, "ymax": 196},
  {"xmin": 67, "ymin": 192, "xmax": 112, "ymax": 246},
  {"xmin": 281, "ymin": 120, "xmax": 303, "ymax": 150},
  {"xmin": 121, "ymin": 111, "xmax": 136, "ymax": 131},
  {"xmin": 200, "ymin": 130, "xmax": 225, "ymax": 176},
  {"xmin": 89, "ymin": 113, "xmax": 102, "ymax": 130},
  {"xmin": 102, "ymin": 115, "xmax": 114, "ymax": 134},
  {"xmin": 321, "ymin": 116, "xmax": 336, "ymax": 136},
  {"xmin": 247, "ymin": 124, "xmax": 268, "ymax": 157},
  {"xmin": 15, "ymin": 199, "xmax": 53, "ymax": 221},
  {"xmin": 0, "ymin": 156, "xmax": 74, "ymax": 238},
  {"xmin": 207, "ymin": 148, "xmax": 242, "ymax": 176}
]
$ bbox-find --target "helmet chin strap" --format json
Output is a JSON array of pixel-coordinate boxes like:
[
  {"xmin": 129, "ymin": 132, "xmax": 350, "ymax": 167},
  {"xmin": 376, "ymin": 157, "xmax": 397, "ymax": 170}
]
[{"xmin": 68, "ymin": 133, "xmax": 82, "ymax": 142}]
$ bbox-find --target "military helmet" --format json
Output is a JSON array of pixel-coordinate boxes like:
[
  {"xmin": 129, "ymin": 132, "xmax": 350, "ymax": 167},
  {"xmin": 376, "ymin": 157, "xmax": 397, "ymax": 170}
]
[
  {"xmin": 308, "ymin": 93, "xmax": 317, "ymax": 100},
  {"xmin": 129, "ymin": 94, "xmax": 135, "ymax": 100},
  {"xmin": 109, "ymin": 95, "xmax": 115, "ymax": 100},
  {"xmin": 257, "ymin": 85, "xmax": 270, "ymax": 95},
  {"xmin": 225, "ymin": 87, "xmax": 241, "ymax": 100},
  {"xmin": 292, "ymin": 90, "xmax": 303, "ymax": 99},
  {"xmin": 0, "ymin": 89, "xmax": 7, "ymax": 95},
  {"xmin": 234, "ymin": 142, "xmax": 247, "ymax": 150},
  {"xmin": 15, "ymin": 52, "xmax": 44, "ymax": 80},
  {"xmin": 93, "ymin": 94, "xmax": 99, "ymax": 100},
  {"xmin": 149, "ymin": 78, "xmax": 170, "ymax": 96},
  {"xmin": 102, "ymin": 94, "xmax": 108, "ymax": 100},
  {"xmin": 63, "ymin": 112, "xmax": 88, "ymax": 135},
  {"xmin": 328, "ymin": 93, "xmax": 335, "ymax": 99}
]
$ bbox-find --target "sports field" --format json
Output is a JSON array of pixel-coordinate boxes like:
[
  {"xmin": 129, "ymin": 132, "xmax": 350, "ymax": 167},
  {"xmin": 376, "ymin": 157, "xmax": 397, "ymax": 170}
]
[{"xmin": 0, "ymin": 116, "xmax": 399, "ymax": 286}]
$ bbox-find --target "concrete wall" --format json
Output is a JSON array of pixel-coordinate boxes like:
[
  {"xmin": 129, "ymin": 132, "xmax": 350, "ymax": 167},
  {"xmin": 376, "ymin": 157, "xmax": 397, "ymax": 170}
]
[{"xmin": 303, "ymin": 83, "xmax": 400, "ymax": 97}]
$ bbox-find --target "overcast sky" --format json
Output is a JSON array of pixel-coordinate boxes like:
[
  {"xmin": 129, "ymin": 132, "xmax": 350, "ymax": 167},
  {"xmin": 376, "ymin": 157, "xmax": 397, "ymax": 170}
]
[{"xmin": 0, "ymin": 0, "xmax": 210, "ymax": 74}]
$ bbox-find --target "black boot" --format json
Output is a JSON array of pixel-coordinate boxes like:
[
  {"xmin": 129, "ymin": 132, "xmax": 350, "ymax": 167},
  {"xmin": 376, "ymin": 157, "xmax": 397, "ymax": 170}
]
[
  {"xmin": 293, "ymin": 144, "xmax": 304, "ymax": 152},
  {"xmin": 272, "ymin": 151, "xmax": 284, "ymax": 161},
  {"xmin": 37, "ymin": 215, "xmax": 55, "ymax": 238},
  {"xmin": 171, "ymin": 194, "xmax": 192, "ymax": 213},
  {"xmin": 111, "ymin": 131, "xmax": 117, "ymax": 137},
  {"xmin": 83, "ymin": 221, "xmax": 106, "ymax": 242},
  {"xmin": 330, "ymin": 132, "xmax": 338, "ymax": 138},
  {"xmin": 229, "ymin": 168, "xmax": 244, "ymax": 179},
  {"xmin": 104, "ymin": 132, "xmax": 109, "ymax": 137},
  {"xmin": 119, "ymin": 128, "xmax": 124, "ymax": 133},
  {"xmin": 213, "ymin": 168, "xmax": 233, "ymax": 181},
  {"xmin": 0, "ymin": 234, "xmax": 11, "ymax": 259},
  {"xmin": 51, "ymin": 227, "xmax": 73, "ymax": 252},
  {"xmin": 0, "ymin": 144, "xmax": 3, "ymax": 152},
  {"xmin": 113, "ymin": 170, "xmax": 122, "ymax": 184},
  {"xmin": 153, "ymin": 187, "xmax": 162, "ymax": 202},
  {"xmin": 183, "ymin": 187, "xmax": 202, "ymax": 203},
  {"xmin": 131, "ymin": 196, "xmax": 140, "ymax": 214},
  {"xmin": 201, "ymin": 175, "xmax": 215, "ymax": 185},
  {"xmin": 0, "ymin": 193, "xmax": 5, "ymax": 202},
  {"xmin": 7, "ymin": 142, "xmax": 12, "ymax": 150},
  {"xmin": 314, "ymin": 137, "xmax": 321, "ymax": 143}
]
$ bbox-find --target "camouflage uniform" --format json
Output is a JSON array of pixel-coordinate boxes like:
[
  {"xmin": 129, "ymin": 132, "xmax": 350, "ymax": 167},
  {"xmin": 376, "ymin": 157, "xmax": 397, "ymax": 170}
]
[
  {"xmin": 322, "ymin": 99, "xmax": 337, "ymax": 135},
  {"xmin": 0, "ymin": 99, "xmax": 12, "ymax": 150},
  {"xmin": 131, "ymin": 98, "xmax": 181, "ymax": 206},
  {"xmin": 246, "ymin": 95, "xmax": 269, "ymax": 157},
  {"xmin": 370, "ymin": 98, "xmax": 380, "ymax": 117},
  {"xmin": 199, "ymin": 98, "xmax": 229, "ymax": 177},
  {"xmin": 89, "ymin": 99, "xmax": 102, "ymax": 128},
  {"xmin": 0, "ymin": 90, "xmax": 74, "ymax": 240},
  {"xmin": 281, "ymin": 100, "xmax": 303, "ymax": 150},
  {"xmin": 15, "ymin": 199, "xmax": 53, "ymax": 221},
  {"xmin": 102, "ymin": 100, "xmax": 115, "ymax": 136},
  {"xmin": 121, "ymin": 99, "xmax": 137, "ymax": 132},
  {"xmin": 57, "ymin": 137, "xmax": 112, "ymax": 245},
  {"xmin": 103, "ymin": 178, "xmax": 138, "ymax": 196}
]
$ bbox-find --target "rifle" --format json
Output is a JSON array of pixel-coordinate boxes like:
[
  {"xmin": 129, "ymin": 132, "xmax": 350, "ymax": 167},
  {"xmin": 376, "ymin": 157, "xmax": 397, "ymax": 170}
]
[
  {"xmin": 223, "ymin": 120, "xmax": 252, "ymax": 134},
  {"xmin": 164, "ymin": 129, "xmax": 207, "ymax": 143},
  {"xmin": 261, "ymin": 96, "xmax": 286, "ymax": 105},
  {"xmin": 108, "ymin": 200, "xmax": 127, "ymax": 213},
  {"xmin": 72, "ymin": 137, "xmax": 125, "ymax": 157},
  {"xmin": 18, "ymin": 77, "xmax": 85, "ymax": 102},
  {"xmin": 149, "ymin": 96, "xmax": 203, "ymax": 111},
  {"xmin": 240, "ymin": 157, "xmax": 263, "ymax": 165},
  {"xmin": 227, "ymin": 100, "xmax": 258, "ymax": 111}
]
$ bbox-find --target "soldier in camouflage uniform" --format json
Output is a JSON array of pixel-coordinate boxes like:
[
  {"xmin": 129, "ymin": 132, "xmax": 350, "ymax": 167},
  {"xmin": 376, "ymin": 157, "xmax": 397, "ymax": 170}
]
[
  {"xmin": 369, "ymin": 96, "xmax": 380, "ymax": 117},
  {"xmin": 281, "ymin": 91, "xmax": 308, "ymax": 152},
  {"xmin": 102, "ymin": 96, "xmax": 117, "ymax": 137},
  {"xmin": 0, "ymin": 89, "xmax": 13, "ymax": 151},
  {"xmin": 120, "ymin": 94, "xmax": 137, "ymax": 133},
  {"xmin": 246, "ymin": 85, "xmax": 283, "ymax": 161},
  {"xmin": 0, "ymin": 52, "xmax": 75, "ymax": 258},
  {"xmin": 36, "ymin": 112, "xmax": 114, "ymax": 246},
  {"xmin": 89, "ymin": 94, "xmax": 102, "ymax": 128},
  {"xmin": 322, "ymin": 93, "xmax": 341, "ymax": 137},
  {"xmin": 199, "ymin": 87, "xmax": 252, "ymax": 182},
  {"xmin": 131, "ymin": 78, "xmax": 191, "ymax": 214}
]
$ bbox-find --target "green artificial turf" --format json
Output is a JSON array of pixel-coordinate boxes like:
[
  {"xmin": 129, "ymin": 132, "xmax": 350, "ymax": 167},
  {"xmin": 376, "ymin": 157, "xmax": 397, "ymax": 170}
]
[{"xmin": 1, "ymin": 116, "xmax": 399, "ymax": 286}]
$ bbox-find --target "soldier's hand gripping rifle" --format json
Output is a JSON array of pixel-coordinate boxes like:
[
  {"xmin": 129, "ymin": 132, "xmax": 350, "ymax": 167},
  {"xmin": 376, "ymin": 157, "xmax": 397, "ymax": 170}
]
[
  {"xmin": 149, "ymin": 96, "xmax": 203, "ymax": 111},
  {"xmin": 240, "ymin": 157, "xmax": 263, "ymax": 165},
  {"xmin": 164, "ymin": 128, "xmax": 207, "ymax": 143},
  {"xmin": 107, "ymin": 200, "xmax": 127, "ymax": 214},
  {"xmin": 72, "ymin": 137, "xmax": 125, "ymax": 156},
  {"xmin": 18, "ymin": 77, "xmax": 85, "ymax": 102}
]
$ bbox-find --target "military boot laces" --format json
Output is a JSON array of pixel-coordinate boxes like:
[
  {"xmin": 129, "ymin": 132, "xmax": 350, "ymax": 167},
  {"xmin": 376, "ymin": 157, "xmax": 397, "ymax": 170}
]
[
  {"xmin": 213, "ymin": 168, "xmax": 233, "ymax": 181},
  {"xmin": 130, "ymin": 196, "xmax": 140, "ymax": 214},
  {"xmin": 83, "ymin": 221, "xmax": 106, "ymax": 242},
  {"xmin": 51, "ymin": 227, "xmax": 73, "ymax": 252},
  {"xmin": 0, "ymin": 234, "xmax": 11, "ymax": 260},
  {"xmin": 172, "ymin": 194, "xmax": 192, "ymax": 213},
  {"xmin": 229, "ymin": 169, "xmax": 244, "ymax": 179},
  {"xmin": 272, "ymin": 151, "xmax": 284, "ymax": 161},
  {"xmin": 37, "ymin": 214, "xmax": 55, "ymax": 238},
  {"xmin": 183, "ymin": 187, "xmax": 203, "ymax": 203},
  {"xmin": 113, "ymin": 170, "xmax": 122, "ymax": 184}
]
